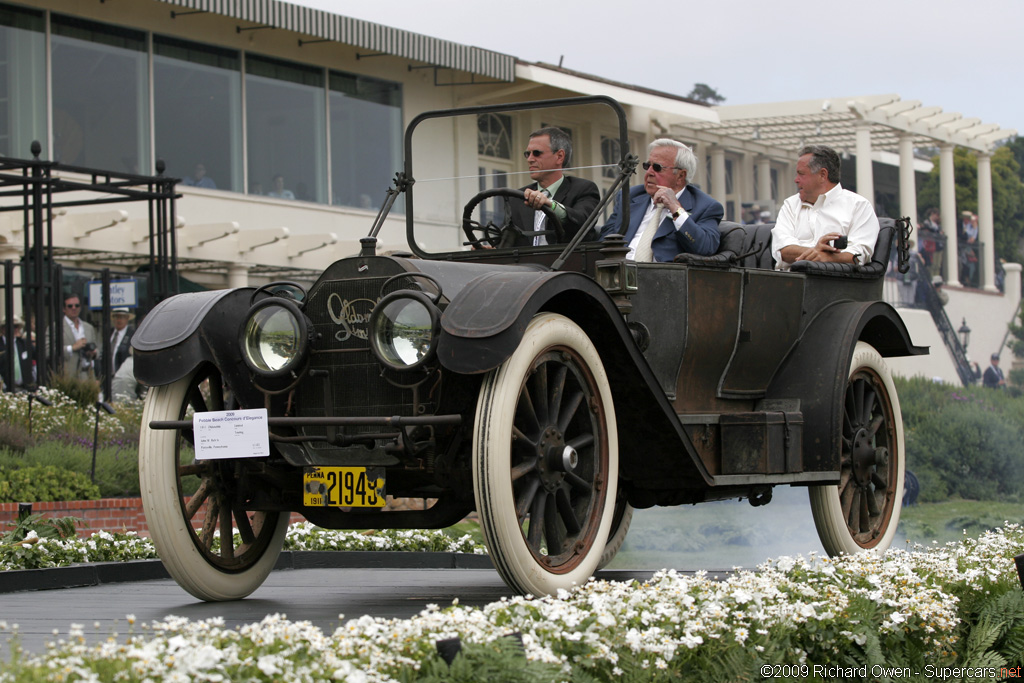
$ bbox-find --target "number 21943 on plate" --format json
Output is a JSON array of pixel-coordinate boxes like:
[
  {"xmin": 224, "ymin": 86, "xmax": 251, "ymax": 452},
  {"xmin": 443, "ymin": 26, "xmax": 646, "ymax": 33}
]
[{"xmin": 303, "ymin": 467, "xmax": 386, "ymax": 508}]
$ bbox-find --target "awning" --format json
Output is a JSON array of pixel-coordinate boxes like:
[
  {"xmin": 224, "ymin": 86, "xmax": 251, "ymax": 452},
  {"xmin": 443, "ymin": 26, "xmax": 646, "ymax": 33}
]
[{"xmin": 161, "ymin": 0, "xmax": 515, "ymax": 81}]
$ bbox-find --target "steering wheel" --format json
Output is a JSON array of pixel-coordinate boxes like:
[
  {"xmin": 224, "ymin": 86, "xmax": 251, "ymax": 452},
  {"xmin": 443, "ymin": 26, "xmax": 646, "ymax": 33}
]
[{"xmin": 461, "ymin": 188, "xmax": 564, "ymax": 249}]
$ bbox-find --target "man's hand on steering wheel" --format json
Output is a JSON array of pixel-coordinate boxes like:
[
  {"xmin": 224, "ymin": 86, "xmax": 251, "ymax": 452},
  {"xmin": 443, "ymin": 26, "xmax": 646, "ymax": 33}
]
[{"xmin": 462, "ymin": 188, "xmax": 563, "ymax": 249}]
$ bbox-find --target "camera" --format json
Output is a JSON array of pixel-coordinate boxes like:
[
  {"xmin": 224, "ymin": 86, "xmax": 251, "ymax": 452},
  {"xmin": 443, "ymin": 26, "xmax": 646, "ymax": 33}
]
[
  {"xmin": 831, "ymin": 235, "xmax": 848, "ymax": 250},
  {"xmin": 80, "ymin": 341, "xmax": 97, "ymax": 357}
]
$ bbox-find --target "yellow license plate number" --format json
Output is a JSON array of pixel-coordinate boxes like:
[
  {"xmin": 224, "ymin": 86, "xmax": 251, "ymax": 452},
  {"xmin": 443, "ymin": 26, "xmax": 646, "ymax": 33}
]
[{"xmin": 303, "ymin": 467, "xmax": 386, "ymax": 508}]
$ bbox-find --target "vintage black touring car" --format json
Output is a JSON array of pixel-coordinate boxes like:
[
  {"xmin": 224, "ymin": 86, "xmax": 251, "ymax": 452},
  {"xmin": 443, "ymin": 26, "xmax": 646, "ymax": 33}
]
[{"xmin": 134, "ymin": 96, "xmax": 924, "ymax": 601}]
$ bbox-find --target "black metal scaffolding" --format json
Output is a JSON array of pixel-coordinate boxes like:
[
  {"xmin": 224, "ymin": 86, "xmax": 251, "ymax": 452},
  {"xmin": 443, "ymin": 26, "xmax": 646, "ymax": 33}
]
[{"xmin": 0, "ymin": 142, "xmax": 180, "ymax": 393}]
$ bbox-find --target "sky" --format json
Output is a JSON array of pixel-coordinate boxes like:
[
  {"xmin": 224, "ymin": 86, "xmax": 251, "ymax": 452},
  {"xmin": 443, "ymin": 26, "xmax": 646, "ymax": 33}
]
[{"xmin": 297, "ymin": 0, "xmax": 1023, "ymax": 141}]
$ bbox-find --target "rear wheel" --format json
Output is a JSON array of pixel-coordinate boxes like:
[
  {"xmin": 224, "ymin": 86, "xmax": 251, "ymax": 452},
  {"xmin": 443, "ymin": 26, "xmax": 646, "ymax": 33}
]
[
  {"xmin": 139, "ymin": 366, "xmax": 288, "ymax": 601},
  {"xmin": 810, "ymin": 342, "xmax": 904, "ymax": 556},
  {"xmin": 473, "ymin": 313, "xmax": 617, "ymax": 595},
  {"xmin": 598, "ymin": 495, "xmax": 633, "ymax": 570}
]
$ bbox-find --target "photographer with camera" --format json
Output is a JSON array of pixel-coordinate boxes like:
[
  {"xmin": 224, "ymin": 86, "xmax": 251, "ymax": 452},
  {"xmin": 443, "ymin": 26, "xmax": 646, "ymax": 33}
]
[
  {"xmin": 61, "ymin": 293, "xmax": 97, "ymax": 380},
  {"xmin": 771, "ymin": 145, "xmax": 879, "ymax": 271}
]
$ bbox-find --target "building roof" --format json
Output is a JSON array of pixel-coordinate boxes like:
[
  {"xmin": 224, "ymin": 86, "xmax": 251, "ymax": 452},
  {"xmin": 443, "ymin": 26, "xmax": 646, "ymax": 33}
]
[
  {"xmin": 162, "ymin": 0, "xmax": 515, "ymax": 81},
  {"xmin": 697, "ymin": 95, "xmax": 1016, "ymax": 154}
]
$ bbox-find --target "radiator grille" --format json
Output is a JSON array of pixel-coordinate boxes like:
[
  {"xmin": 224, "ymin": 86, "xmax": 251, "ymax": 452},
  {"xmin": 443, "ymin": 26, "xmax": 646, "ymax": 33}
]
[{"xmin": 296, "ymin": 275, "xmax": 422, "ymax": 449}]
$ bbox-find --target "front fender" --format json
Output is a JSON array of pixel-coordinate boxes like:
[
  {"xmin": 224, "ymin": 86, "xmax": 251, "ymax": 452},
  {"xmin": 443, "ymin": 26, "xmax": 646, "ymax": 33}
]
[
  {"xmin": 132, "ymin": 288, "xmax": 254, "ymax": 388},
  {"xmin": 768, "ymin": 301, "xmax": 926, "ymax": 474}
]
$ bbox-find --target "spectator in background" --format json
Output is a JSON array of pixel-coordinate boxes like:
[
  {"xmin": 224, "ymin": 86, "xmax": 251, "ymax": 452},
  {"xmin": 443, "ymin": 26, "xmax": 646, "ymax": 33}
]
[
  {"xmin": 983, "ymin": 353, "xmax": 1006, "ymax": 390},
  {"xmin": 104, "ymin": 307, "xmax": 134, "ymax": 379},
  {"xmin": 60, "ymin": 293, "xmax": 97, "ymax": 380},
  {"xmin": 182, "ymin": 163, "xmax": 216, "ymax": 189},
  {"xmin": 959, "ymin": 211, "xmax": 979, "ymax": 285},
  {"xmin": 919, "ymin": 208, "xmax": 943, "ymax": 277},
  {"xmin": 267, "ymin": 174, "xmax": 295, "ymax": 200},
  {"xmin": 0, "ymin": 316, "xmax": 34, "ymax": 391}
]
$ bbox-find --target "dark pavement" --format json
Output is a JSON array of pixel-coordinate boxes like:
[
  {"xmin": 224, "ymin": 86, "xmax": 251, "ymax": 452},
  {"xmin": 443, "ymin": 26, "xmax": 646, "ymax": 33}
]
[{"xmin": 1, "ymin": 560, "xmax": 660, "ymax": 659}]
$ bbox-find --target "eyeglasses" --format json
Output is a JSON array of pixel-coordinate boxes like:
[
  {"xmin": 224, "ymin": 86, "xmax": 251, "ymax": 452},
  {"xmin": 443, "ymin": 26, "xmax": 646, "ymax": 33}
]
[
  {"xmin": 65, "ymin": 303, "xmax": 80, "ymax": 309},
  {"xmin": 642, "ymin": 161, "xmax": 680, "ymax": 173},
  {"xmin": 523, "ymin": 149, "xmax": 546, "ymax": 159}
]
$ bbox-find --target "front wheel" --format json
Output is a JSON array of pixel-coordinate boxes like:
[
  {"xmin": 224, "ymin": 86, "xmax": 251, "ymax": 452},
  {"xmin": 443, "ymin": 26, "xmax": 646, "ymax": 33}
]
[
  {"xmin": 473, "ymin": 313, "xmax": 617, "ymax": 595},
  {"xmin": 139, "ymin": 367, "xmax": 288, "ymax": 601},
  {"xmin": 810, "ymin": 342, "xmax": 904, "ymax": 556}
]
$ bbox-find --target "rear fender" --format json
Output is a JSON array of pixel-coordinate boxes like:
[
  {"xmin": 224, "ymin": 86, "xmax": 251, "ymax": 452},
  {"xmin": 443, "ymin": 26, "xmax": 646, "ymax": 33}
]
[{"xmin": 768, "ymin": 301, "xmax": 925, "ymax": 473}]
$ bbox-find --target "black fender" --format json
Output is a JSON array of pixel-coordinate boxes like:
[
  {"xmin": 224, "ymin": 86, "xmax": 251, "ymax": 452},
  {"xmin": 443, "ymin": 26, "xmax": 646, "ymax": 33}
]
[
  {"xmin": 132, "ymin": 289, "xmax": 257, "ymax": 396},
  {"xmin": 768, "ymin": 300, "xmax": 926, "ymax": 474},
  {"xmin": 439, "ymin": 270, "xmax": 713, "ymax": 489}
]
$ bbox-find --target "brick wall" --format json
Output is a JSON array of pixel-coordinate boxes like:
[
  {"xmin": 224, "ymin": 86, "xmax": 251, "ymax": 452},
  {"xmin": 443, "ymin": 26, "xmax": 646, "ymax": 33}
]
[
  {"xmin": 0, "ymin": 498, "xmax": 307, "ymax": 537},
  {"xmin": 0, "ymin": 497, "xmax": 434, "ymax": 537}
]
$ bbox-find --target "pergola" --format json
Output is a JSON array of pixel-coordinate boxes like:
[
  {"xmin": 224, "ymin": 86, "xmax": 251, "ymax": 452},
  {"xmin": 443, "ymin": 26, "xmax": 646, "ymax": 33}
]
[{"xmin": 680, "ymin": 95, "xmax": 1016, "ymax": 291}]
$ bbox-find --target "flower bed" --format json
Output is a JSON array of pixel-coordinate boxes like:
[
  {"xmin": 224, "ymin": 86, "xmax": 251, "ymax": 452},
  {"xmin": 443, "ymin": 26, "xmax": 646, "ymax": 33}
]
[{"xmin": 2, "ymin": 525, "xmax": 1021, "ymax": 682}]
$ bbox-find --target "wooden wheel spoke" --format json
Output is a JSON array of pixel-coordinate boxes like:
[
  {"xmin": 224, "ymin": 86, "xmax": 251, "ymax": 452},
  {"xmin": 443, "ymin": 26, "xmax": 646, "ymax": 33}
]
[
  {"xmin": 543, "ymin": 495, "xmax": 564, "ymax": 555},
  {"xmin": 867, "ymin": 413, "xmax": 885, "ymax": 438},
  {"xmin": 510, "ymin": 458, "xmax": 538, "ymax": 482},
  {"xmin": 839, "ymin": 482, "xmax": 855, "ymax": 522},
  {"xmin": 861, "ymin": 387, "xmax": 877, "ymax": 425},
  {"xmin": 527, "ymin": 493, "xmax": 545, "ymax": 549},
  {"xmin": 184, "ymin": 479, "xmax": 211, "ymax": 521},
  {"xmin": 200, "ymin": 496, "xmax": 220, "ymax": 551},
  {"xmin": 530, "ymin": 363, "xmax": 550, "ymax": 427},
  {"xmin": 846, "ymin": 487, "xmax": 861, "ymax": 531},
  {"xmin": 219, "ymin": 503, "xmax": 234, "ymax": 560},
  {"xmin": 556, "ymin": 389, "xmax": 585, "ymax": 435},
  {"xmin": 548, "ymin": 364, "xmax": 568, "ymax": 425},
  {"xmin": 865, "ymin": 487, "xmax": 882, "ymax": 517},
  {"xmin": 564, "ymin": 471, "xmax": 592, "ymax": 494},
  {"xmin": 871, "ymin": 471, "xmax": 888, "ymax": 490},
  {"xmin": 236, "ymin": 509, "xmax": 256, "ymax": 546},
  {"xmin": 566, "ymin": 432, "xmax": 594, "ymax": 452},
  {"xmin": 515, "ymin": 385, "xmax": 541, "ymax": 438},
  {"xmin": 516, "ymin": 477, "xmax": 541, "ymax": 523},
  {"xmin": 555, "ymin": 487, "xmax": 581, "ymax": 535},
  {"xmin": 512, "ymin": 425, "xmax": 537, "ymax": 449},
  {"xmin": 179, "ymin": 462, "xmax": 208, "ymax": 477}
]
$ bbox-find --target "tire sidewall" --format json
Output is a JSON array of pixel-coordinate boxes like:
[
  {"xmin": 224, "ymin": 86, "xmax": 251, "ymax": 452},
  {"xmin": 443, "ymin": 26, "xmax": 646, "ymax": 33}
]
[{"xmin": 473, "ymin": 313, "xmax": 618, "ymax": 595}]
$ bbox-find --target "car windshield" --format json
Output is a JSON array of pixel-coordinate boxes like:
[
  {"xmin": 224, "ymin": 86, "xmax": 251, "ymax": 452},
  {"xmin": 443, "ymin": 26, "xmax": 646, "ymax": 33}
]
[{"xmin": 393, "ymin": 97, "xmax": 631, "ymax": 259}]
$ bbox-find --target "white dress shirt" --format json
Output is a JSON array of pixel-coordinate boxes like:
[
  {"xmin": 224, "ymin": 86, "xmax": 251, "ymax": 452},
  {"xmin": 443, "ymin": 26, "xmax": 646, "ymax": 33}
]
[
  {"xmin": 626, "ymin": 189, "xmax": 690, "ymax": 261},
  {"xmin": 771, "ymin": 183, "xmax": 879, "ymax": 270}
]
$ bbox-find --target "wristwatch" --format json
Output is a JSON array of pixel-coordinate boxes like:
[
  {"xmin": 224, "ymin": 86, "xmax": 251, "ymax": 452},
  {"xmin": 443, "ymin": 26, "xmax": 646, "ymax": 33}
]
[{"xmin": 671, "ymin": 207, "xmax": 683, "ymax": 220}]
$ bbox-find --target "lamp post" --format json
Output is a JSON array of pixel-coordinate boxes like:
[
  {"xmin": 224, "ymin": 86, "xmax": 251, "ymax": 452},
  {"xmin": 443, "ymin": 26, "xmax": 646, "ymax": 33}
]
[{"xmin": 958, "ymin": 318, "xmax": 971, "ymax": 351}]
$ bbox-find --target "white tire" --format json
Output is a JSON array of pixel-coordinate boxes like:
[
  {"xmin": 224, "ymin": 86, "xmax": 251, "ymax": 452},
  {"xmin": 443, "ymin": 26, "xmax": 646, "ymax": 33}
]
[
  {"xmin": 473, "ymin": 313, "xmax": 618, "ymax": 595},
  {"xmin": 810, "ymin": 342, "xmax": 904, "ymax": 556},
  {"xmin": 140, "ymin": 367, "xmax": 288, "ymax": 601}
]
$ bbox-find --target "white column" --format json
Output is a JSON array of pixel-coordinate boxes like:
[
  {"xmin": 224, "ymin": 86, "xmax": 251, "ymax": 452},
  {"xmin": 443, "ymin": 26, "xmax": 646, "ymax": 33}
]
[
  {"xmin": 939, "ymin": 144, "xmax": 959, "ymax": 285},
  {"xmin": 854, "ymin": 121, "xmax": 874, "ymax": 206},
  {"xmin": 739, "ymin": 152, "xmax": 754, "ymax": 216},
  {"xmin": 227, "ymin": 264, "xmax": 250, "ymax": 289},
  {"xmin": 898, "ymin": 134, "xmax": 917, "ymax": 225},
  {"xmin": 757, "ymin": 156, "xmax": 772, "ymax": 210},
  {"xmin": 710, "ymin": 146, "xmax": 727, "ymax": 207},
  {"xmin": 692, "ymin": 143, "xmax": 706, "ymax": 189},
  {"xmin": 976, "ymin": 151, "xmax": 997, "ymax": 292}
]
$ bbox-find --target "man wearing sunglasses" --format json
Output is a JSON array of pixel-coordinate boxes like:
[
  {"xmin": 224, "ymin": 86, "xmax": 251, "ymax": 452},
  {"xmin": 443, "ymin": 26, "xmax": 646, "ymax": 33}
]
[
  {"xmin": 498, "ymin": 127, "xmax": 600, "ymax": 248},
  {"xmin": 60, "ymin": 293, "xmax": 97, "ymax": 380},
  {"xmin": 599, "ymin": 139, "xmax": 722, "ymax": 261}
]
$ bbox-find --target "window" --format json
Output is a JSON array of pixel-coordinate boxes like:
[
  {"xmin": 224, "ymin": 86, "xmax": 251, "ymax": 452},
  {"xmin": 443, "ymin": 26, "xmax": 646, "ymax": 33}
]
[
  {"xmin": 51, "ymin": 15, "xmax": 148, "ymax": 172},
  {"xmin": 245, "ymin": 54, "xmax": 326, "ymax": 202},
  {"xmin": 329, "ymin": 71, "xmax": 402, "ymax": 210},
  {"xmin": 477, "ymin": 113, "xmax": 512, "ymax": 159},
  {"xmin": 0, "ymin": 2, "xmax": 45, "ymax": 157},
  {"xmin": 153, "ymin": 36, "xmax": 242, "ymax": 192},
  {"xmin": 600, "ymin": 136, "xmax": 621, "ymax": 179}
]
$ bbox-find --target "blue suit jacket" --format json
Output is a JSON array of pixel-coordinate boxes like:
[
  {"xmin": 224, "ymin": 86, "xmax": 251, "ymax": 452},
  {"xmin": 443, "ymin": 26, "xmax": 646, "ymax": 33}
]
[{"xmin": 599, "ymin": 184, "xmax": 723, "ymax": 261}]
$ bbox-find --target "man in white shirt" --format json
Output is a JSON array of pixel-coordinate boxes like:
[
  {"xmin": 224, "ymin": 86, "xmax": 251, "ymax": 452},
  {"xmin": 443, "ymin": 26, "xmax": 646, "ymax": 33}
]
[
  {"xmin": 771, "ymin": 145, "xmax": 880, "ymax": 270},
  {"xmin": 60, "ymin": 293, "xmax": 97, "ymax": 380}
]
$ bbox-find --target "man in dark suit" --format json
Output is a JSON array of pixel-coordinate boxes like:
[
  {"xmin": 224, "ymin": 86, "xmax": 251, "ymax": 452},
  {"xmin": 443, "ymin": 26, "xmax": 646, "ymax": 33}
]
[
  {"xmin": 983, "ymin": 353, "xmax": 1006, "ymax": 389},
  {"xmin": 600, "ymin": 139, "xmax": 722, "ymax": 261},
  {"xmin": 499, "ymin": 127, "xmax": 600, "ymax": 248},
  {"xmin": 0, "ymin": 316, "xmax": 35, "ymax": 391},
  {"xmin": 103, "ymin": 307, "xmax": 135, "ymax": 380}
]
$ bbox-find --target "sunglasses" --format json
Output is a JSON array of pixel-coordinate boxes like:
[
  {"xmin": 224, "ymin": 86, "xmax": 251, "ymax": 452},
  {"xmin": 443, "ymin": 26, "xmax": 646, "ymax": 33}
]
[
  {"xmin": 523, "ymin": 149, "xmax": 547, "ymax": 159},
  {"xmin": 642, "ymin": 161, "xmax": 680, "ymax": 173},
  {"xmin": 65, "ymin": 303, "xmax": 81, "ymax": 309}
]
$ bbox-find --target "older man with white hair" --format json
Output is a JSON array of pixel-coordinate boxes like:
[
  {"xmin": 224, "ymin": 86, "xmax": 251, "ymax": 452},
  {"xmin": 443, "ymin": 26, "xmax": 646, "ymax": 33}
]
[{"xmin": 600, "ymin": 139, "xmax": 723, "ymax": 261}]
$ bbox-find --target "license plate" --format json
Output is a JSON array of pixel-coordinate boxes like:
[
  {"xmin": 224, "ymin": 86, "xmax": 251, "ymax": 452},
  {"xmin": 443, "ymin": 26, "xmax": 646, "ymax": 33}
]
[{"xmin": 303, "ymin": 467, "xmax": 386, "ymax": 508}]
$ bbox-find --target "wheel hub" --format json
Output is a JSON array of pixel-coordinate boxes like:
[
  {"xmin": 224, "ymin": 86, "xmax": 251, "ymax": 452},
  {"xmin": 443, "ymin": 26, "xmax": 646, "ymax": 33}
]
[
  {"xmin": 536, "ymin": 426, "xmax": 570, "ymax": 492},
  {"xmin": 850, "ymin": 426, "xmax": 878, "ymax": 486}
]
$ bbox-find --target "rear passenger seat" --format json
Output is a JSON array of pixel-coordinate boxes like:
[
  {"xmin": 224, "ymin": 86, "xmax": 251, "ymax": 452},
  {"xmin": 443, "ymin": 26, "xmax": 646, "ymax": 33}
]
[{"xmin": 673, "ymin": 217, "xmax": 898, "ymax": 279}]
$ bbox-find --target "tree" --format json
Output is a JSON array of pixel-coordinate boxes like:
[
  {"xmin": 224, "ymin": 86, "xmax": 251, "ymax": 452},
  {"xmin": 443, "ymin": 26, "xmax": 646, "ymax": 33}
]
[
  {"xmin": 686, "ymin": 83, "xmax": 726, "ymax": 105},
  {"xmin": 916, "ymin": 145, "xmax": 1024, "ymax": 264}
]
